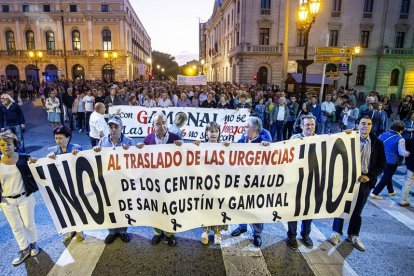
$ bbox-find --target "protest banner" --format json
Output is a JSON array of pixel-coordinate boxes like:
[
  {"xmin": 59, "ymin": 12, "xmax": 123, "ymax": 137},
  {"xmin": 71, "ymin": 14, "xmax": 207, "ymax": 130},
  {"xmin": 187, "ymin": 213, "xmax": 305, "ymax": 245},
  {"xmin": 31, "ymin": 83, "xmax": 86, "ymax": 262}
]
[
  {"xmin": 109, "ymin": 106, "xmax": 250, "ymax": 141},
  {"xmin": 30, "ymin": 132, "xmax": 361, "ymax": 234},
  {"xmin": 177, "ymin": 75, "xmax": 207, "ymax": 86}
]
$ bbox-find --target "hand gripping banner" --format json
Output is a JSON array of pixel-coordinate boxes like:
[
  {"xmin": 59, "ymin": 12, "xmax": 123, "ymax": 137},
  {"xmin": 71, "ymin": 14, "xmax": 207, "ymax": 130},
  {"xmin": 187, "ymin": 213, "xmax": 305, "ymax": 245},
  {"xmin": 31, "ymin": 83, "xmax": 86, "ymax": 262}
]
[{"xmin": 30, "ymin": 132, "xmax": 361, "ymax": 234}]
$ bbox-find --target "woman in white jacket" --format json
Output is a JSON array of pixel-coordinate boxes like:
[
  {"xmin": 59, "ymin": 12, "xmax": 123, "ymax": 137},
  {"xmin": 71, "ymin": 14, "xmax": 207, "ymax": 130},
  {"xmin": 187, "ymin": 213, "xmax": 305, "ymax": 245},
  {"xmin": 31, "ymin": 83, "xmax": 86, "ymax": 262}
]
[{"xmin": 45, "ymin": 90, "xmax": 61, "ymax": 129}]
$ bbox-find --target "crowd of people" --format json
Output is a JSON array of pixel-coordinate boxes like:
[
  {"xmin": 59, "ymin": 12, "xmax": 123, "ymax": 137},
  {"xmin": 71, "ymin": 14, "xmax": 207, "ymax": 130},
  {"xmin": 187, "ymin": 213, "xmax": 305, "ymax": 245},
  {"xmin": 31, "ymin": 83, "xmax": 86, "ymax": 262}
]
[{"xmin": 0, "ymin": 78, "xmax": 413, "ymax": 267}]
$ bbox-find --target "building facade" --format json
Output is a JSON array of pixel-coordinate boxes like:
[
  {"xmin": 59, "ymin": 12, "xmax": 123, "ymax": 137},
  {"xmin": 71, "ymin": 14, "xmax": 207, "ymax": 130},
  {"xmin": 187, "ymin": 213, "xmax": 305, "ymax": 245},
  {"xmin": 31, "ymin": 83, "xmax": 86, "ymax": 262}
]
[
  {"xmin": 0, "ymin": 0, "xmax": 151, "ymax": 83},
  {"xmin": 201, "ymin": 0, "xmax": 414, "ymax": 99}
]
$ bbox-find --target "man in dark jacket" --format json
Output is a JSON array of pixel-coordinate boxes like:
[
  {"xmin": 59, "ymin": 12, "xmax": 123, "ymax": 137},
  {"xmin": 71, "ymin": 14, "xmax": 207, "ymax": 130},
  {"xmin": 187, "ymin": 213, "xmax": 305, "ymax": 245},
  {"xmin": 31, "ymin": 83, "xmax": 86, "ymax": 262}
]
[
  {"xmin": 103, "ymin": 86, "xmax": 123, "ymax": 111},
  {"xmin": 329, "ymin": 116, "xmax": 386, "ymax": 251},
  {"xmin": 0, "ymin": 93, "xmax": 26, "ymax": 152}
]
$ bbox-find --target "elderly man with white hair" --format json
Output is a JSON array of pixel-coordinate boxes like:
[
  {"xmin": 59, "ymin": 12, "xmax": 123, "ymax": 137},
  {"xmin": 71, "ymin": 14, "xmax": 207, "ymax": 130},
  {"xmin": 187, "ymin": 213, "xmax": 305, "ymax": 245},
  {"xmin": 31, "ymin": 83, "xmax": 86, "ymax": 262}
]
[{"xmin": 0, "ymin": 93, "xmax": 26, "ymax": 152}]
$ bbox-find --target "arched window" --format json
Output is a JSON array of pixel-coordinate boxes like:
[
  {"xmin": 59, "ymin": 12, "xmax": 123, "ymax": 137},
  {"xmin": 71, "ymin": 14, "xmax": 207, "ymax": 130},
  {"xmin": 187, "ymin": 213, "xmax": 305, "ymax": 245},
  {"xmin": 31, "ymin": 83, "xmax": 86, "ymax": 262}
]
[
  {"xmin": 26, "ymin": 30, "xmax": 35, "ymax": 50},
  {"xmin": 356, "ymin": 65, "xmax": 366, "ymax": 85},
  {"xmin": 45, "ymin": 30, "xmax": 55, "ymax": 50},
  {"xmin": 72, "ymin": 30, "xmax": 81, "ymax": 50},
  {"xmin": 390, "ymin": 69, "xmax": 399, "ymax": 86},
  {"xmin": 5, "ymin": 30, "xmax": 15, "ymax": 51},
  {"xmin": 102, "ymin": 29, "xmax": 112, "ymax": 50}
]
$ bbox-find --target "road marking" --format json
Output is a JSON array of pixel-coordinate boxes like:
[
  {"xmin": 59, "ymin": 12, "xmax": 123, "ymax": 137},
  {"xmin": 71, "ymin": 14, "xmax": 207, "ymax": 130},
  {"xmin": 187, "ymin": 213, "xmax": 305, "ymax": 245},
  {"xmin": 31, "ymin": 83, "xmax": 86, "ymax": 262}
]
[
  {"xmin": 368, "ymin": 197, "xmax": 414, "ymax": 231},
  {"xmin": 221, "ymin": 225, "xmax": 271, "ymax": 276},
  {"xmin": 47, "ymin": 230, "xmax": 107, "ymax": 276},
  {"xmin": 282, "ymin": 223, "xmax": 358, "ymax": 276}
]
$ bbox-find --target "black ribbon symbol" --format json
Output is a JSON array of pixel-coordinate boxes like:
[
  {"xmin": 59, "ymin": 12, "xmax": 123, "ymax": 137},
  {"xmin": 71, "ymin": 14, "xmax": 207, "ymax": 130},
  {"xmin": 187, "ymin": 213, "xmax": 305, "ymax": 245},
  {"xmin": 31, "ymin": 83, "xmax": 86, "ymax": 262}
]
[
  {"xmin": 125, "ymin": 214, "xmax": 136, "ymax": 225},
  {"xmin": 272, "ymin": 211, "xmax": 282, "ymax": 222},
  {"xmin": 221, "ymin": 212, "xmax": 231, "ymax": 223},
  {"xmin": 171, "ymin": 219, "xmax": 182, "ymax": 231}
]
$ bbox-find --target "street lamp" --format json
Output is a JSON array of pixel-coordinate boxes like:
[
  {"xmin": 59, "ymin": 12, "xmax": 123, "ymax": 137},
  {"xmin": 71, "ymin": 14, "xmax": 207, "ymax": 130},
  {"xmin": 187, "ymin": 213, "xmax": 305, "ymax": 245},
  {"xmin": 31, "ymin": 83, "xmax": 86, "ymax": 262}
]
[
  {"xmin": 296, "ymin": 0, "xmax": 321, "ymax": 101},
  {"xmin": 344, "ymin": 46, "xmax": 360, "ymax": 90},
  {"xmin": 28, "ymin": 50, "xmax": 43, "ymax": 92},
  {"xmin": 161, "ymin": 68, "xmax": 165, "ymax": 80},
  {"xmin": 200, "ymin": 59, "xmax": 205, "ymax": 75},
  {"xmin": 103, "ymin": 51, "xmax": 118, "ymax": 82}
]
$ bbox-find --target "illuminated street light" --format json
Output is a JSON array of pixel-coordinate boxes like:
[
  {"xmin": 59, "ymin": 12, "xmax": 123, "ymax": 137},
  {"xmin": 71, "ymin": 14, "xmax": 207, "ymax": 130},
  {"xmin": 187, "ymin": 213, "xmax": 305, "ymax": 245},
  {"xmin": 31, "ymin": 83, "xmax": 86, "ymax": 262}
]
[
  {"xmin": 200, "ymin": 59, "xmax": 205, "ymax": 75},
  {"xmin": 103, "ymin": 50, "xmax": 118, "ymax": 82},
  {"xmin": 28, "ymin": 50, "xmax": 43, "ymax": 92},
  {"xmin": 344, "ymin": 45, "xmax": 361, "ymax": 90}
]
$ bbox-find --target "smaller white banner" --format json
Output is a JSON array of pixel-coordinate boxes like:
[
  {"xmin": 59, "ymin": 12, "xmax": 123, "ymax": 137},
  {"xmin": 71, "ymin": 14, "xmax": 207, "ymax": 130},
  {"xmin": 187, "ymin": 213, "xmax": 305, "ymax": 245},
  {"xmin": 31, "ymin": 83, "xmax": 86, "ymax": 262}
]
[{"xmin": 177, "ymin": 75, "xmax": 207, "ymax": 86}]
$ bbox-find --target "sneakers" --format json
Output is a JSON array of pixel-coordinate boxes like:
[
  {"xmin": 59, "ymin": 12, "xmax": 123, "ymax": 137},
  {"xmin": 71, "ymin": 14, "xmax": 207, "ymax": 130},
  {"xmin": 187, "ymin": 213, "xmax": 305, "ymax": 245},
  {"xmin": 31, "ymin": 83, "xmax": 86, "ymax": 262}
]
[
  {"xmin": 166, "ymin": 236, "xmax": 177, "ymax": 247},
  {"xmin": 75, "ymin": 232, "xmax": 85, "ymax": 242},
  {"xmin": 12, "ymin": 247, "xmax": 30, "ymax": 266},
  {"xmin": 78, "ymin": 129, "xmax": 83, "ymax": 133},
  {"xmin": 64, "ymin": 231, "xmax": 76, "ymax": 243},
  {"xmin": 287, "ymin": 237, "xmax": 298, "ymax": 250},
  {"xmin": 201, "ymin": 232, "xmax": 209, "ymax": 245},
  {"xmin": 301, "ymin": 236, "xmax": 313, "ymax": 248},
  {"xmin": 253, "ymin": 236, "xmax": 262, "ymax": 247},
  {"xmin": 104, "ymin": 233, "xmax": 118, "ymax": 244},
  {"xmin": 214, "ymin": 233, "xmax": 222, "ymax": 245},
  {"xmin": 399, "ymin": 200, "xmax": 410, "ymax": 207},
  {"xmin": 231, "ymin": 227, "xmax": 247, "ymax": 237},
  {"xmin": 388, "ymin": 192, "xmax": 397, "ymax": 197},
  {"xmin": 30, "ymin": 242, "xmax": 40, "ymax": 257},
  {"xmin": 151, "ymin": 234, "xmax": 162, "ymax": 245},
  {"xmin": 347, "ymin": 235, "xmax": 366, "ymax": 251},
  {"xmin": 119, "ymin": 233, "xmax": 130, "ymax": 243},
  {"xmin": 370, "ymin": 193, "xmax": 384, "ymax": 200},
  {"xmin": 329, "ymin": 232, "xmax": 341, "ymax": 245}
]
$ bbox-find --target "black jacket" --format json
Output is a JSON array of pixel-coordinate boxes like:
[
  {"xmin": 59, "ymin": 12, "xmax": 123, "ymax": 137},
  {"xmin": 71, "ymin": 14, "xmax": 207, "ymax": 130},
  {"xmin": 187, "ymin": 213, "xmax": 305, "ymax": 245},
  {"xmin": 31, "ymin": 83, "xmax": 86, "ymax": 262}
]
[
  {"xmin": 365, "ymin": 133, "xmax": 386, "ymax": 188},
  {"xmin": 0, "ymin": 103, "xmax": 25, "ymax": 128},
  {"xmin": 0, "ymin": 154, "xmax": 38, "ymax": 200}
]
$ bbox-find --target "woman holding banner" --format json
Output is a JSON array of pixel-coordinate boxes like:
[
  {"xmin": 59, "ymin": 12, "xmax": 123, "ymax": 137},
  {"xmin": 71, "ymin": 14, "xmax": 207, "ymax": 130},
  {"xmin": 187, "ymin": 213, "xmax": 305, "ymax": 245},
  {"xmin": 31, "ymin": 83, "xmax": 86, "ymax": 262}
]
[
  {"xmin": 0, "ymin": 130, "xmax": 39, "ymax": 266},
  {"xmin": 47, "ymin": 125, "xmax": 84, "ymax": 243},
  {"xmin": 194, "ymin": 122, "xmax": 228, "ymax": 245}
]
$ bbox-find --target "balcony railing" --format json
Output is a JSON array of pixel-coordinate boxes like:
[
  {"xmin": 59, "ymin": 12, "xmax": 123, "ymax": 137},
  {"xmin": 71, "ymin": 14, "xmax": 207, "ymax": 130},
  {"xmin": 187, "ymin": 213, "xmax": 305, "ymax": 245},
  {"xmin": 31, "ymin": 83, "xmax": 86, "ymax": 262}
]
[
  {"xmin": 363, "ymin": 12, "xmax": 372, "ymax": 18},
  {"xmin": 382, "ymin": 47, "xmax": 414, "ymax": 55},
  {"xmin": 67, "ymin": 50, "xmax": 86, "ymax": 56},
  {"xmin": 400, "ymin": 13, "xmax": 409, "ymax": 19},
  {"xmin": 331, "ymin": 11, "xmax": 341, "ymax": 17},
  {"xmin": 245, "ymin": 44, "xmax": 282, "ymax": 53},
  {"xmin": 260, "ymin": 9, "xmax": 271, "ymax": 15}
]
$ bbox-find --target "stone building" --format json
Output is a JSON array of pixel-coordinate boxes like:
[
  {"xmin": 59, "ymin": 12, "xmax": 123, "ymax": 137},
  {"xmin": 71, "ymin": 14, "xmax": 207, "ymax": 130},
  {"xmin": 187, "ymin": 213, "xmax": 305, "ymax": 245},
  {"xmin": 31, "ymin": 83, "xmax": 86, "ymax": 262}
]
[
  {"xmin": 201, "ymin": 0, "xmax": 414, "ymax": 98},
  {"xmin": 0, "ymin": 0, "xmax": 151, "ymax": 83}
]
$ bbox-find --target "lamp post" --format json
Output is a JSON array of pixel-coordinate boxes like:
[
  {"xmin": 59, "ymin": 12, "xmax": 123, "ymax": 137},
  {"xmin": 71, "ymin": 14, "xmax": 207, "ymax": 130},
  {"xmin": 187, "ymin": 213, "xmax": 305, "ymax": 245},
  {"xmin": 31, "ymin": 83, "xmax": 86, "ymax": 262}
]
[
  {"xmin": 161, "ymin": 68, "xmax": 165, "ymax": 80},
  {"xmin": 200, "ymin": 59, "xmax": 205, "ymax": 75},
  {"xmin": 103, "ymin": 51, "xmax": 118, "ymax": 82},
  {"xmin": 28, "ymin": 50, "xmax": 43, "ymax": 93},
  {"xmin": 344, "ymin": 46, "xmax": 360, "ymax": 90},
  {"xmin": 147, "ymin": 58, "xmax": 152, "ymax": 81},
  {"xmin": 156, "ymin": 64, "xmax": 160, "ymax": 80},
  {"xmin": 296, "ymin": 0, "xmax": 321, "ymax": 101}
]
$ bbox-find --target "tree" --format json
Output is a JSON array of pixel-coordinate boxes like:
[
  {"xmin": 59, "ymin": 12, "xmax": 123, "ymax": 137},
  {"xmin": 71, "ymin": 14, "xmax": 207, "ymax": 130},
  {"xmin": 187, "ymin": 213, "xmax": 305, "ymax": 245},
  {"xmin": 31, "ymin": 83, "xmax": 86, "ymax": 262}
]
[{"xmin": 151, "ymin": 51, "xmax": 179, "ymax": 80}]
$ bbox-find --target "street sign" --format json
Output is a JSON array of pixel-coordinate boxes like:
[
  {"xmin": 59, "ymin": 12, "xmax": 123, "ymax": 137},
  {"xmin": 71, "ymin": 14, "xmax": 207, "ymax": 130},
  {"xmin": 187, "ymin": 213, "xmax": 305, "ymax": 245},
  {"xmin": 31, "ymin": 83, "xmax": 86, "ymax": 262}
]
[
  {"xmin": 315, "ymin": 47, "xmax": 354, "ymax": 55},
  {"xmin": 139, "ymin": 63, "xmax": 145, "ymax": 76},
  {"xmin": 338, "ymin": 63, "xmax": 349, "ymax": 71},
  {"xmin": 314, "ymin": 55, "xmax": 352, "ymax": 64}
]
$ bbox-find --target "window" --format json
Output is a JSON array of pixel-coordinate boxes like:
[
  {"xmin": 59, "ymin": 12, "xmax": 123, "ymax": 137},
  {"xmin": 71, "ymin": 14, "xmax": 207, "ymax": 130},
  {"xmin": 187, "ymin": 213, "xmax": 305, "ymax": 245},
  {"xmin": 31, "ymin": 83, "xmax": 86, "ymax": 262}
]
[
  {"xmin": 331, "ymin": 0, "xmax": 341, "ymax": 16},
  {"xmin": 46, "ymin": 31, "xmax": 55, "ymax": 50},
  {"xmin": 260, "ymin": 0, "xmax": 271, "ymax": 14},
  {"xmin": 102, "ymin": 4, "xmax": 109, "ymax": 12},
  {"xmin": 236, "ymin": 31, "xmax": 240, "ymax": 46},
  {"xmin": 72, "ymin": 30, "xmax": 81, "ymax": 50},
  {"xmin": 2, "ymin": 5, "xmax": 9, "ymax": 12},
  {"xmin": 361, "ymin": 31, "xmax": 370, "ymax": 48},
  {"xmin": 70, "ymin": 5, "xmax": 77, "ymax": 12},
  {"xmin": 396, "ymin": 32, "xmax": 405, "ymax": 48},
  {"xmin": 390, "ymin": 69, "xmax": 399, "ymax": 86},
  {"xmin": 23, "ymin": 4, "xmax": 29, "ymax": 12},
  {"xmin": 102, "ymin": 29, "xmax": 112, "ymax": 50},
  {"xmin": 43, "ymin": 4, "xmax": 50, "ymax": 12},
  {"xmin": 329, "ymin": 30, "xmax": 338, "ymax": 46},
  {"xmin": 297, "ymin": 29, "xmax": 305, "ymax": 47},
  {"xmin": 356, "ymin": 65, "xmax": 366, "ymax": 85},
  {"xmin": 400, "ymin": 0, "xmax": 410, "ymax": 18},
  {"xmin": 363, "ymin": 0, "xmax": 373, "ymax": 17},
  {"xmin": 259, "ymin": 28, "xmax": 269, "ymax": 45},
  {"xmin": 5, "ymin": 31, "xmax": 15, "ymax": 51},
  {"xmin": 237, "ymin": 1, "xmax": 240, "ymax": 14},
  {"xmin": 26, "ymin": 30, "xmax": 35, "ymax": 50}
]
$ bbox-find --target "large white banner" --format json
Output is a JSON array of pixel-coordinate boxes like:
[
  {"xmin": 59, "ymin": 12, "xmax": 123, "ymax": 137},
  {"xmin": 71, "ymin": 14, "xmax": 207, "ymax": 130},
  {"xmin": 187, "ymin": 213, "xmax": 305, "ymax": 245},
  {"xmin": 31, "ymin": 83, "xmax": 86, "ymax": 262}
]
[
  {"xmin": 110, "ymin": 106, "xmax": 250, "ymax": 142},
  {"xmin": 30, "ymin": 132, "xmax": 361, "ymax": 234},
  {"xmin": 177, "ymin": 75, "xmax": 207, "ymax": 86}
]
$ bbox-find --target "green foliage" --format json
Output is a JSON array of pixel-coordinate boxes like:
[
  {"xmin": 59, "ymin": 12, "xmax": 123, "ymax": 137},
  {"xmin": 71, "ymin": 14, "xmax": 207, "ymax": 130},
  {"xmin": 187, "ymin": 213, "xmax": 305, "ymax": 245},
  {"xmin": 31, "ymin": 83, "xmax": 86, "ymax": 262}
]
[{"xmin": 151, "ymin": 51, "xmax": 179, "ymax": 80}]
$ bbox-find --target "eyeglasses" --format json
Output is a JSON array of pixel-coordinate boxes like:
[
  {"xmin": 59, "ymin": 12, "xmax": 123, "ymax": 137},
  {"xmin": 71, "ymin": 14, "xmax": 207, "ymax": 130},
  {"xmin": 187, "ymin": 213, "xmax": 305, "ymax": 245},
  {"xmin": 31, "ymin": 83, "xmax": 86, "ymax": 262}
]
[{"xmin": 154, "ymin": 121, "xmax": 166, "ymax": 127}]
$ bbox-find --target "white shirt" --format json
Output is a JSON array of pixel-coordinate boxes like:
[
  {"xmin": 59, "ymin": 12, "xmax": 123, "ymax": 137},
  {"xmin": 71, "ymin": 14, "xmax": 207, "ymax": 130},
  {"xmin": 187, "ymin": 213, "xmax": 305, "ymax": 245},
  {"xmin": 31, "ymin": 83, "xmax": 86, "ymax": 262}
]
[
  {"xmin": 89, "ymin": 111, "xmax": 109, "ymax": 139},
  {"xmin": 83, "ymin": 95, "xmax": 95, "ymax": 112},
  {"xmin": 158, "ymin": 98, "xmax": 173, "ymax": 108},
  {"xmin": 0, "ymin": 163, "xmax": 24, "ymax": 196},
  {"xmin": 321, "ymin": 101, "xmax": 336, "ymax": 114},
  {"xmin": 276, "ymin": 106, "xmax": 286, "ymax": 121}
]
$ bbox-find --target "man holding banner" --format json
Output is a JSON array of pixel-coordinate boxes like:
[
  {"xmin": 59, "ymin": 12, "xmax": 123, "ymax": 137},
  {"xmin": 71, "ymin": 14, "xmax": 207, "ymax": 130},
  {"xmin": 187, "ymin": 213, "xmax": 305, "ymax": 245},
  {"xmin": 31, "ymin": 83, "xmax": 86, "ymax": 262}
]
[
  {"xmin": 330, "ymin": 116, "xmax": 386, "ymax": 251},
  {"xmin": 94, "ymin": 116, "xmax": 135, "ymax": 244},
  {"xmin": 230, "ymin": 116, "xmax": 271, "ymax": 247},
  {"xmin": 287, "ymin": 115, "xmax": 317, "ymax": 250},
  {"xmin": 137, "ymin": 112, "xmax": 182, "ymax": 246}
]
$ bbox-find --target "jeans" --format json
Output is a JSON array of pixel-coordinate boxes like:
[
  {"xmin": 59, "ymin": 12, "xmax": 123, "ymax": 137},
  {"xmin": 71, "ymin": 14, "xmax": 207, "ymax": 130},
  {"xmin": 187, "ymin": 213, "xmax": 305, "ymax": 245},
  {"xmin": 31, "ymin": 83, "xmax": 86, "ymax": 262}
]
[
  {"xmin": 372, "ymin": 163, "xmax": 398, "ymax": 195},
  {"xmin": 284, "ymin": 121, "xmax": 294, "ymax": 140},
  {"xmin": 271, "ymin": 121, "xmax": 285, "ymax": 142},
  {"xmin": 401, "ymin": 169, "xmax": 414, "ymax": 202},
  {"xmin": 6, "ymin": 125, "xmax": 24, "ymax": 152},
  {"xmin": 0, "ymin": 194, "xmax": 37, "ymax": 250},
  {"xmin": 287, "ymin": 220, "xmax": 312, "ymax": 238},
  {"xmin": 66, "ymin": 107, "xmax": 74, "ymax": 129},
  {"xmin": 321, "ymin": 115, "xmax": 332, "ymax": 134},
  {"xmin": 239, "ymin": 223, "xmax": 263, "ymax": 237},
  {"xmin": 332, "ymin": 183, "xmax": 371, "ymax": 236},
  {"xmin": 90, "ymin": 137, "xmax": 100, "ymax": 147}
]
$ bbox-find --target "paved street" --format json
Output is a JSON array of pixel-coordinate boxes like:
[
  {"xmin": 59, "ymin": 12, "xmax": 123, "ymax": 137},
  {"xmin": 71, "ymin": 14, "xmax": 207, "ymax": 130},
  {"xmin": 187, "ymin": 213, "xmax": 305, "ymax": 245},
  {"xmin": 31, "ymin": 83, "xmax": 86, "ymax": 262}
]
[{"xmin": 1, "ymin": 99, "xmax": 413, "ymax": 276}]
